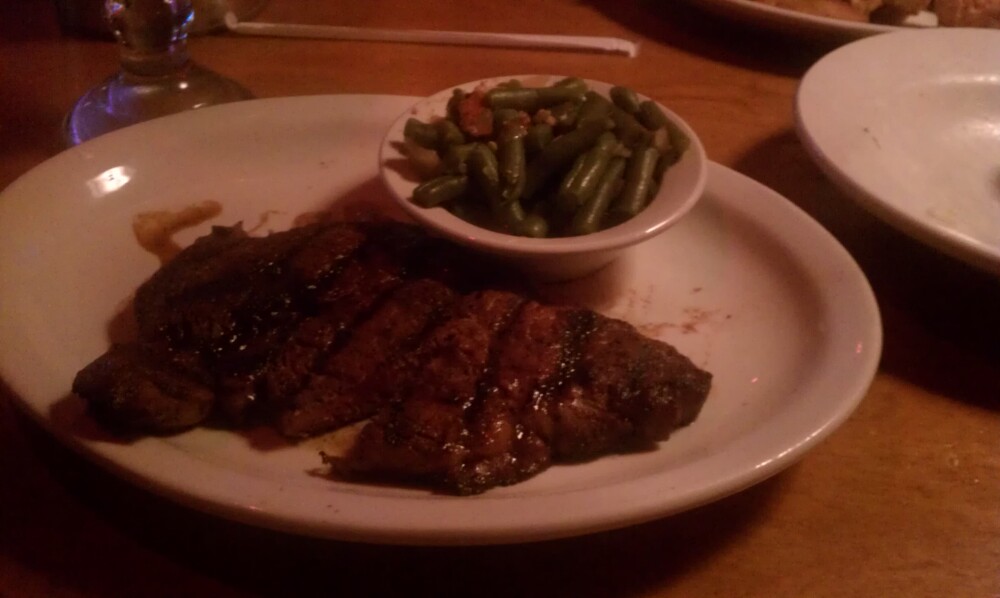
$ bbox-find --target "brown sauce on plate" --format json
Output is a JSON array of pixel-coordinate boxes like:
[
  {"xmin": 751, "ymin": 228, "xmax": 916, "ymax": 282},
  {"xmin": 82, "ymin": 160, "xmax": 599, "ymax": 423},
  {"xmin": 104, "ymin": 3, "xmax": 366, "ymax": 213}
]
[{"xmin": 132, "ymin": 200, "xmax": 222, "ymax": 264}]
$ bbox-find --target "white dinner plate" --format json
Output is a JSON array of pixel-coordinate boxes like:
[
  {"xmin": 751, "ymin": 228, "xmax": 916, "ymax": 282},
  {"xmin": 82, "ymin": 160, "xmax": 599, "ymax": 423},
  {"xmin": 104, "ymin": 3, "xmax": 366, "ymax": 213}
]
[
  {"xmin": 683, "ymin": 0, "xmax": 935, "ymax": 38},
  {"xmin": 797, "ymin": 29, "xmax": 1000, "ymax": 276},
  {"xmin": 0, "ymin": 95, "xmax": 881, "ymax": 545}
]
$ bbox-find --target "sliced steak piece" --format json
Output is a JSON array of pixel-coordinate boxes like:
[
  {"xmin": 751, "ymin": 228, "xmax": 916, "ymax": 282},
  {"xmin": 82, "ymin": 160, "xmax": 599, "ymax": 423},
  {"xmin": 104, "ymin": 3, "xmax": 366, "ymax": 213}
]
[
  {"xmin": 546, "ymin": 317, "xmax": 643, "ymax": 460},
  {"xmin": 72, "ymin": 344, "xmax": 214, "ymax": 433},
  {"xmin": 263, "ymin": 240, "xmax": 413, "ymax": 410},
  {"xmin": 450, "ymin": 301, "xmax": 587, "ymax": 493},
  {"xmin": 130, "ymin": 222, "xmax": 365, "ymax": 402},
  {"xmin": 343, "ymin": 298, "xmax": 589, "ymax": 494},
  {"xmin": 544, "ymin": 316, "xmax": 711, "ymax": 459},
  {"xmin": 339, "ymin": 302, "xmax": 712, "ymax": 494},
  {"xmin": 275, "ymin": 279, "xmax": 458, "ymax": 437},
  {"xmin": 631, "ymin": 337, "xmax": 713, "ymax": 432},
  {"xmin": 339, "ymin": 290, "xmax": 525, "ymax": 484},
  {"xmin": 133, "ymin": 223, "xmax": 330, "ymax": 351}
]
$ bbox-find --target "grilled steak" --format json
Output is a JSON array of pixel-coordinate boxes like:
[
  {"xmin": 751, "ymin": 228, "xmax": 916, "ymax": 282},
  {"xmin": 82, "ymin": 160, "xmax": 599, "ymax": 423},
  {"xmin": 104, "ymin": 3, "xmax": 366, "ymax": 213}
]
[{"xmin": 72, "ymin": 220, "xmax": 712, "ymax": 494}]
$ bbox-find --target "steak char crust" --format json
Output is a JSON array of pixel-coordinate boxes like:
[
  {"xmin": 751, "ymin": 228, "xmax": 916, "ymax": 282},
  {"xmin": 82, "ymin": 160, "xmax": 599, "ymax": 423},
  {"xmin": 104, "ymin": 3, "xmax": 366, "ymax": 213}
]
[{"xmin": 72, "ymin": 220, "xmax": 712, "ymax": 494}]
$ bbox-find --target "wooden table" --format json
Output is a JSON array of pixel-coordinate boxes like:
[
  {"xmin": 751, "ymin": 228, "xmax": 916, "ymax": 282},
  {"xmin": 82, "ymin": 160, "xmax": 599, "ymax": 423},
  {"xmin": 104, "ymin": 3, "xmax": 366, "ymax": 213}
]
[{"xmin": 2, "ymin": 1, "xmax": 998, "ymax": 595}]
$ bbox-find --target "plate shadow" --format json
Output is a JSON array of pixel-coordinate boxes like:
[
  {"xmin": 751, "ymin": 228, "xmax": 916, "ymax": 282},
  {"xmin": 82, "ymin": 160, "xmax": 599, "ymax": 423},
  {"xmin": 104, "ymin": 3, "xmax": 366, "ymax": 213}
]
[{"xmin": 733, "ymin": 129, "xmax": 1000, "ymax": 411}]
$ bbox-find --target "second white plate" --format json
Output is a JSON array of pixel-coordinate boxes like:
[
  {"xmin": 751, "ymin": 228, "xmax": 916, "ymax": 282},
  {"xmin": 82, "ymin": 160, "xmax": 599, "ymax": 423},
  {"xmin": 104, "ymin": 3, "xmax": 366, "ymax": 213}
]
[
  {"xmin": 797, "ymin": 29, "xmax": 1000, "ymax": 276},
  {"xmin": 682, "ymin": 0, "xmax": 935, "ymax": 39},
  {"xmin": 0, "ymin": 95, "xmax": 881, "ymax": 545}
]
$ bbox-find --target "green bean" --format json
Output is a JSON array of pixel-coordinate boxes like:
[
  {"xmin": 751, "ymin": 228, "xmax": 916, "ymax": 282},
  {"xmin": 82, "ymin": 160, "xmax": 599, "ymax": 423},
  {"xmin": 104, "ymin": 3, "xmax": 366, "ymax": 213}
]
[
  {"xmin": 486, "ymin": 86, "xmax": 586, "ymax": 112},
  {"xmin": 610, "ymin": 106, "xmax": 651, "ymax": 150},
  {"xmin": 638, "ymin": 100, "xmax": 690, "ymax": 169},
  {"xmin": 553, "ymin": 76, "xmax": 588, "ymax": 94},
  {"xmin": 413, "ymin": 175, "xmax": 469, "ymax": 208},
  {"xmin": 536, "ymin": 85, "xmax": 586, "ymax": 106},
  {"xmin": 496, "ymin": 112, "xmax": 528, "ymax": 141},
  {"xmin": 636, "ymin": 100, "xmax": 670, "ymax": 130},
  {"xmin": 570, "ymin": 157, "xmax": 626, "ymax": 235},
  {"xmin": 469, "ymin": 143, "xmax": 528, "ymax": 232},
  {"xmin": 403, "ymin": 141, "xmax": 441, "ymax": 179},
  {"xmin": 548, "ymin": 101, "xmax": 579, "ymax": 130},
  {"xmin": 403, "ymin": 118, "xmax": 440, "ymax": 149},
  {"xmin": 663, "ymin": 119, "xmax": 691, "ymax": 166},
  {"xmin": 441, "ymin": 143, "xmax": 476, "ymax": 174},
  {"xmin": 524, "ymin": 123, "xmax": 553, "ymax": 155},
  {"xmin": 649, "ymin": 126, "xmax": 672, "ymax": 155},
  {"xmin": 498, "ymin": 133, "xmax": 526, "ymax": 203},
  {"xmin": 650, "ymin": 124, "xmax": 691, "ymax": 174},
  {"xmin": 435, "ymin": 118, "xmax": 465, "ymax": 149},
  {"xmin": 484, "ymin": 88, "xmax": 538, "ymax": 112},
  {"xmin": 516, "ymin": 213, "xmax": 550, "ymax": 238},
  {"xmin": 575, "ymin": 91, "xmax": 614, "ymax": 125},
  {"xmin": 468, "ymin": 143, "xmax": 503, "ymax": 207},
  {"xmin": 613, "ymin": 146, "xmax": 660, "ymax": 219},
  {"xmin": 647, "ymin": 128, "xmax": 673, "ymax": 180},
  {"xmin": 557, "ymin": 131, "xmax": 618, "ymax": 211},
  {"xmin": 555, "ymin": 153, "xmax": 589, "ymax": 212},
  {"xmin": 523, "ymin": 118, "xmax": 608, "ymax": 199},
  {"xmin": 610, "ymin": 86, "xmax": 642, "ymax": 114},
  {"xmin": 492, "ymin": 199, "xmax": 527, "ymax": 233}
]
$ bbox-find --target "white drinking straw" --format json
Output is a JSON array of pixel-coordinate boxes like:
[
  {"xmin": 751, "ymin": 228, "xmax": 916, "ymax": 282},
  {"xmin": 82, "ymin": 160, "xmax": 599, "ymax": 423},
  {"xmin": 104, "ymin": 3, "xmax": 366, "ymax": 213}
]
[{"xmin": 223, "ymin": 12, "xmax": 639, "ymax": 57}]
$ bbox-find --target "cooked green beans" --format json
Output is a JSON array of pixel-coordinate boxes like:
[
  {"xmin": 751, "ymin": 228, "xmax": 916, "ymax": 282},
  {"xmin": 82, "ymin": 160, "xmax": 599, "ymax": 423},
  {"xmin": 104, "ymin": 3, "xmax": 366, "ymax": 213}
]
[
  {"xmin": 523, "ymin": 118, "xmax": 608, "ymax": 200},
  {"xmin": 413, "ymin": 175, "xmax": 469, "ymax": 208},
  {"xmin": 486, "ymin": 86, "xmax": 586, "ymax": 113},
  {"xmin": 468, "ymin": 143, "xmax": 530, "ymax": 234},
  {"xmin": 468, "ymin": 143, "xmax": 503, "ymax": 208},
  {"xmin": 517, "ymin": 213, "xmax": 549, "ymax": 238},
  {"xmin": 548, "ymin": 102, "xmax": 579, "ymax": 130},
  {"xmin": 610, "ymin": 86, "xmax": 641, "ymax": 114},
  {"xmin": 404, "ymin": 118, "xmax": 440, "ymax": 149},
  {"xmin": 610, "ymin": 107, "xmax": 651, "ymax": 150},
  {"xmin": 498, "ymin": 133, "xmax": 526, "ymax": 203},
  {"xmin": 637, "ymin": 100, "xmax": 670, "ymax": 130},
  {"xmin": 524, "ymin": 123, "xmax": 553, "ymax": 155},
  {"xmin": 571, "ymin": 157, "xmax": 626, "ymax": 236},
  {"xmin": 613, "ymin": 145, "xmax": 660, "ymax": 219},
  {"xmin": 575, "ymin": 91, "xmax": 614, "ymax": 125},
  {"xmin": 441, "ymin": 143, "xmax": 476, "ymax": 174},
  {"xmin": 553, "ymin": 76, "xmax": 588, "ymax": 94},
  {"xmin": 557, "ymin": 131, "xmax": 618, "ymax": 212},
  {"xmin": 401, "ymin": 78, "xmax": 690, "ymax": 238},
  {"xmin": 403, "ymin": 118, "xmax": 465, "ymax": 151}
]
